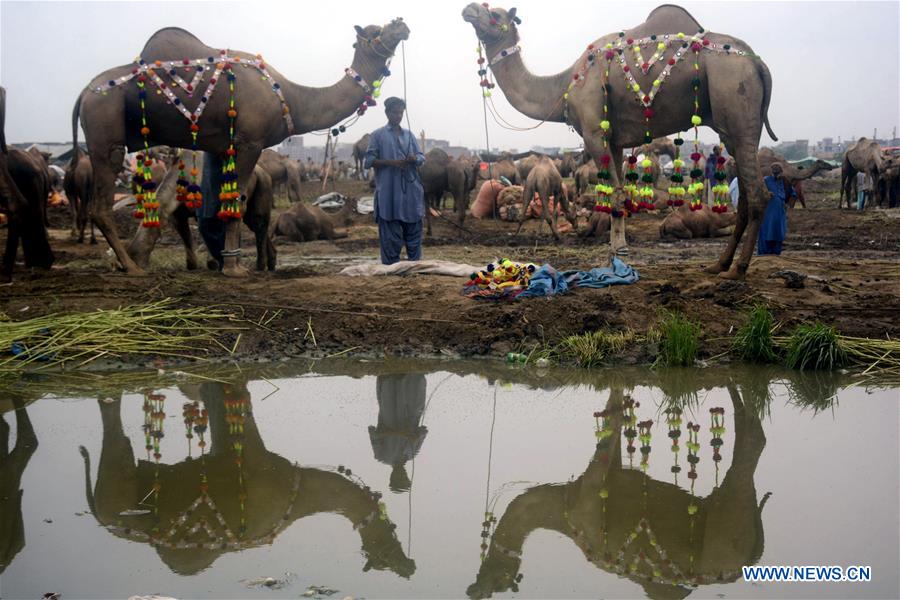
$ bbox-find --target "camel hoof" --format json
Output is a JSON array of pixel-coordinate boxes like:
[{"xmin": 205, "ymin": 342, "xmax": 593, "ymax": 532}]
[
  {"xmin": 186, "ymin": 259, "xmax": 199, "ymax": 271},
  {"xmin": 90, "ymin": 238, "xmax": 98, "ymax": 246},
  {"xmin": 223, "ymin": 264, "xmax": 250, "ymax": 278},
  {"xmin": 704, "ymin": 262, "xmax": 727, "ymax": 275},
  {"xmin": 124, "ymin": 266, "xmax": 147, "ymax": 277},
  {"xmin": 206, "ymin": 259, "xmax": 222, "ymax": 271},
  {"xmin": 717, "ymin": 267, "xmax": 745, "ymax": 281}
]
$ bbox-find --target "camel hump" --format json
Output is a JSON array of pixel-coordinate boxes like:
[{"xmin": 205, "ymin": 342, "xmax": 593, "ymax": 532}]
[
  {"xmin": 643, "ymin": 4, "xmax": 703, "ymax": 34},
  {"xmin": 140, "ymin": 27, "xmax": 213, "ymax": 60}
]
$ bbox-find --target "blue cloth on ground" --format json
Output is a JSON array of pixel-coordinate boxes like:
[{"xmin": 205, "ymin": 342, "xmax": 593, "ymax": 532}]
[{"xmin": 516, "ymin": 257, "xmax": 639, "ymax": 299}]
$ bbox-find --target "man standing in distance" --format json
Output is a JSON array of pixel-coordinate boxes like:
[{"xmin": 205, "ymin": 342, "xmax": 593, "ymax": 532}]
[{"xmin": 364, "ymin": 97, "xmax": 426, "ymax": 265}]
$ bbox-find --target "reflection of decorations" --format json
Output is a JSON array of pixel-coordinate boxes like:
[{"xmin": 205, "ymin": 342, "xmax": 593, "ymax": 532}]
[
  {"xmin": 666, "ymin": 406, "xmax": 683, "ymax": 482},
  {"xmin": 709, "ymin": 406, "xmax": 726, "ymax": 484},
  {"xmin": 637, "ymin": 419, "xmax": 653, "ymax": 471},
  {"xmin": 480, "ymin": 511, "xmax": 497, "ymax": 561},
  {"xmin": 225, "ymin": 387, "xmax": 249, "ymax": 536},
  {"xmin": 623, "ymin": 396, "xmax": 638, "ymax": 466}
]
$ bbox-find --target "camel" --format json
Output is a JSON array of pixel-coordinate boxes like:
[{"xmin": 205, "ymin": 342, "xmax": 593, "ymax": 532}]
[
  {"xmin": 558, "ymin": 151, "xmax": 580, "ymax": 177},
  {"xmin": 1, "ymin": 90, "xmax": 55, "ymax": 282},
  {"xmin": 257, "ymin": 148, "xmax": 302, "ymax": 204},
  {"xmin": 637, "ymin": 136, "xmax": 678, "ymax": 160},
  {"xmin": 877, "ymin": 155, "xmax": 899, "ymax": 208},
  {"xmin": 271, "ymin": 197, "xmax": 356, "ymax": 243},
  {"xmin": 126, "ymin": 153, "xmax": 275, "ymax": 271},
  {"xmin": 660, "ymin": 203, "xmax": 736, "ymax": 238},
  {"xmin": 839, "ymin": 138, "xmax": 884, "ymax": 209},
  {"xmin": 516, "ymin": 155, "xmax": 574, "ymax": 239},
  {"xmin": 420, "ymin": 148, "xmax": 453, "ymax": 236},
  {"xmin": 756, "ymin": 148, "xmax": 835, "ymax": 208},
  {"xmin": 447, "ymin": 155, "xmax": 478, "ymax": 226},
  {"xmin": 79, "ymin": 381, "xmax": 415, "ymax": 577},
  {"xmin": 74, "ymin": 18, "xmax": 409, "ymax": 277},
  {"xmin": 476, "ymin": 158, "xmax": 519, "ymax": 185},
  {"xmin": 63, "ymin": 153, "xmax": 98, "ymax": 244},
  {"xmin": 464, "ymin": 4, "xmax": 777, "ymax": 279},
  {"xmin": 467, "ymin": 381, "xmax": 769, "ymax": 599},
  {"xmin": 573, "ymin": 160, "xmax": 599, "ymax": 196},
  {"xmin": 353, "ymin": 133, "xmax": 372, "ymax": 180},
  {"xmin": 515, "ymin": 153, "xmax": 540, "ymax": 181}
]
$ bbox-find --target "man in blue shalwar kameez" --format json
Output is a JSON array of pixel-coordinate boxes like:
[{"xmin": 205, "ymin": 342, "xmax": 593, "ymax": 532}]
[
  {"xmin": 757, "ymin": 163, "xmax": 796, "ymax": 256},
  {"xmin": 364, "ymin": 97, "xmax": 426, "ymax": 265}
]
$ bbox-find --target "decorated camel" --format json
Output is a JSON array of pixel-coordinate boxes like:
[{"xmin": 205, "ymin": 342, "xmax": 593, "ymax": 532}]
[
  {"xmin": 463, "ymin": 4, "xmax": 777, "ymax": 279},
  {"xmin": 353, "ymin": 133, "xmax": 372, "ymax": 180},
  {"xmin": 467, "ymin": 381, "xmax": 769, "ymax": 599},
  {"xmin": 74, "ymin": 18, "xmax": 409, "ymax": 277},
  {"xmin": 839, "ymin": 138, "xmax": 884, "ymax": 209},
  {"xmin": 756, "ymin": 147, "xmax": 835, "ymax": 208},
  {"xmin": 79, "ymin": 382, "xmax": 415, "ymax": 577},
  {"xmin": 258, "ymin": 148, "xmax": 303, "ymax": 204}
]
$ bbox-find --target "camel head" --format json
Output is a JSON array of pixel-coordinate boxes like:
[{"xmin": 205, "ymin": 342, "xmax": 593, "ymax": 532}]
[
  {"xmin": 462, "ymin": 3, "xmax": 520, "ymax": 47},
  {"xmin": 353, "ymin": 17, "xmax": 409, "ymax": 58}
]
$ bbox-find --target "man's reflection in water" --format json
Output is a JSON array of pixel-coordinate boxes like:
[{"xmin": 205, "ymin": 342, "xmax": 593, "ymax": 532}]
[{"xmin": 369, "ymin": 374, "xmax": 428, "ymax": 493}]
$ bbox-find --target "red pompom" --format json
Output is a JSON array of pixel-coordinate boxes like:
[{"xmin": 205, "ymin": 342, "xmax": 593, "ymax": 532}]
[
  {"xmin": 623, "ymin": 65, "xmax": 630, "ymax": 73},
  {"xmin": 641, "ymin": 62, "xmax": 649, "ymax": 71},
  {"xmin": 587, "ymin": 44, "xmax": 594, "ymax": 50},
  {"xmin": 717, "ymin": 156, "xmax": 726, "ymax": 164},
  {"xmin": 600, "ymin": 155, "xmax": 611, "ymax": 165},
  {"xmin": 642, "ymin": 95, "xmax": 650, "ymax": 103},
  {"xmin": 626, "ymin": 38, "xmax": 634, "ymax": 44},
  {"xmin": 643, "ymin": 108, "xmax": 654, "ymax": 118},
  {"xmin": 702, "ymin": 39, "xmax": 710, "ymax": 46},
  {"xmin": 690, "ymin": 152, "xmax": 702, "ymax": 162},
  {"xmin": 605, "ymin": 51, "xmax": 615, "ymax": 60},
  {"xmin": 668, "ymin": 58, "xmax": 676, "ymax": 65},
  {"xmin": 691, "ymin": 42, "xmax": 701, "ymax": 52}
]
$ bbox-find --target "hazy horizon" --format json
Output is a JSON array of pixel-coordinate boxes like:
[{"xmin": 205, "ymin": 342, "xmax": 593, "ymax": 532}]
[{"xmin": 2, "ymin": 0, "xmax": 898, "ymax": 151}]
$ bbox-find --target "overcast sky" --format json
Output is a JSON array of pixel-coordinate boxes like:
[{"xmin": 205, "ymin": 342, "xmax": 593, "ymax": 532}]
[{"xmin": 1, "ymin": 0, "xmax": 898, "ymax": 151}]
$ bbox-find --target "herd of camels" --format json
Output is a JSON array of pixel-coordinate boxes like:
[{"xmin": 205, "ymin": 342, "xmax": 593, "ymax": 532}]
[{"xmin": 1, "ymin": 4, "xmax": 897, "ymax": 283}]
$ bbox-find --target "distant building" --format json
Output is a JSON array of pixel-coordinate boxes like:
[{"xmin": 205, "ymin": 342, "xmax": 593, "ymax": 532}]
[{"xmin": 277, "ymin": 136, "xmax": 305, "ymax": 161}]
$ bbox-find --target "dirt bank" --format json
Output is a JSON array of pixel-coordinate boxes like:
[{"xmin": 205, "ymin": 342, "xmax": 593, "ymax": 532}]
[{"xmin": 3, "ymin": 176, "xmax": 899, "ymax": 367}]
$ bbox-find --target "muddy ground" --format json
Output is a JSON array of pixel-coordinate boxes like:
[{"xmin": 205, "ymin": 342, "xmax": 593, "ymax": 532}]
[{"xmin": 2, "ymin": 173, "xmax": 899, "ymax": 366}]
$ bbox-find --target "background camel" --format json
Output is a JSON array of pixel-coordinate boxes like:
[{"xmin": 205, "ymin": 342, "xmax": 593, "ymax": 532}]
[
  {"xmin": 258, "ymin": 149, "xmax": 303, "ymax": 204},
  {"xmin": 468, "ymin": 380, "xmax": 769, "ymax": 599},
  {"xmin": 353, "ymin": 133, "xmax": 372, "ymax": 180},
  {"xmin": 74, "ymin": 18, "xmax": 409, "ymax": 277},
  {"xmin": 271, "ymin": 197, "xmax": 356, "ymax": 243},
  {"xmin": 3, "ymin": 147, "xmax": 55, "ymax": 283},
  {"xmin": 839, "ymin": 138, "xmax": 884, "ymax": 209},
  {"xmin": 517, "ymin": 155, "xmax": 574, "ymax": 239},
  {"xmin": 660, "ymin": 203, "xmax": 736, "ymax": 239},
  {"xmin": 79, "ymin": 382, "xmax": 415, "ymax": 578},
  {"xmin": 63, "ymin": 153, "xmax": 97, "ymax": 244},
  {"xmin": 637, "ymin": 136, "xmax": 678, "ymax": 160},
  {"xmin": 446, "ymin": 155, "xmax": 478, "ymax": 226},
  {"xmin": 756, "ymin": 147, "xmax": 835, "ymax": 208},
  {"xmin": 475, "ymin": 158, "xmax": 519, "ymax": 186},
  {"xmin": 464, "ymin": 3, "xmax": 777, "ymax": 280},
  {"xmin": 420, "ymin": 148, "xmax": 453, "ymax": 236},
  {"xmin": 574, "ymin": 160, "xmax": 599, "ymax": 197}
]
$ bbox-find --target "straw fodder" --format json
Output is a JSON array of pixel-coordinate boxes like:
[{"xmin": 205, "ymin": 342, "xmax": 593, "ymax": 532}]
[{"xmin": 0, "ymin": 298, "xmax": 244, "ymax": 375}]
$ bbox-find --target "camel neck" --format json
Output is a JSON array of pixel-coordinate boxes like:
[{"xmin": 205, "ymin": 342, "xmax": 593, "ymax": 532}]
[
  {"xmin": 281, "ymin": 50, "xmax": 391, "ymax": 134},
  {"xmin": 485, "ymin": 42, "xmax": 573, "ymax": 123}
]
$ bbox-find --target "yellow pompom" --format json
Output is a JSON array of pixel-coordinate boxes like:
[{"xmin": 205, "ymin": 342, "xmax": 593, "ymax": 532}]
[
  {"xmin": 632, "ymin": 83, "xmax": 640, "ymax": 92},
  {"xmin": 633, "ymin": 45, "xmax": 640, "ymax": 52},
  {"xmin": 563, "ymin": 92, "xmax": 569, "ymax": 100},
  {"xmin": 600, "ymin": 120, "xmax": 610, "ymax": 131},
  {"xmin": 657, "ymin": 42, "xmax": 666, "ymax": 51},
  {"xmin": 605, "ymin": 43, "xmax": 613, "ymax": 49},
  {"xmin": 642, "ymin": 159, "xmax": 652, "ymax": 168},
  {"xmin": 691, "ymin": 115, "xmax": 702, "ymax": 126},
  {"xmin": 677, "ymin": 32, "xmax": 685, "ymax": 39},
  {"xmin": 653, "ymin": 79, "xmax": 660, "ymax": 87}
]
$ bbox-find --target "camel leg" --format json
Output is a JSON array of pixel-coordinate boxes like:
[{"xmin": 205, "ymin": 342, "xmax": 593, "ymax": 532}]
[
  {"xmin": 715, "ymin": 140, "xmax": 765, "ymax": 280},
  {"xmin": 89, "ymin": 147, "xmax": 145, "ymax": 275},
  {"xmin": 1, "ymin": 214, "xmax": 20, "ymax": 282},
  {"xmin": 514, "ymin": 182, "xmax": 534, "ymax": 238},
  {"xmin": 545, "ymin": 193, "xmax": 560, "ymax": 241},
  {"xmin": 220, "ymin": 146, "xmax": 262, "ymax": 278},
  {"xmin": 171, "ymin": 205, "xmax": 198, "ymax": 270}
]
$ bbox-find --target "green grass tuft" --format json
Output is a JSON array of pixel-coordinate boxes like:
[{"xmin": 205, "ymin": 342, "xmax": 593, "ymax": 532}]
[
  {"xmin": 784, "ymin": 322, "xmax": 847, "ymax": 370},
  {"xmin": 655, "ymin": 311, "xmax": 700, "ymax": 367},
  {"xmin": 732, "ymin": 304, "xmax": 778, "ymax": 363},
  {"xmin": 558, "ymin": 330, "xmax": 635, "ymax": 367}
]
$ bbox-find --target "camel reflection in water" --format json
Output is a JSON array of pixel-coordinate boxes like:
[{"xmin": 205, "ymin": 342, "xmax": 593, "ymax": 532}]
[
  {"xmin": 79, "ymin": 380, "xmax": 415, "ymax": 577},
  {"xmin": 0, "ymin": 401, "xmax": 37, "ymax": 576},
  {"xmin": 468, "ymin": 371, "xmax": 777, "ymax": 600}
]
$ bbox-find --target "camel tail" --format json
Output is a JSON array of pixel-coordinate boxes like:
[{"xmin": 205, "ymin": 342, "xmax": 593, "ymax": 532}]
[
  {"xmin": 78, "ymin": 445, "xmax": 97, "ymax": 515},
  {"xmin": 71, "ymin": 93, "xmax": 83, "ymax": 166},
  {"xmin": 757, "ymin": 60, "xmax": 777, "ymax": 142}
]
